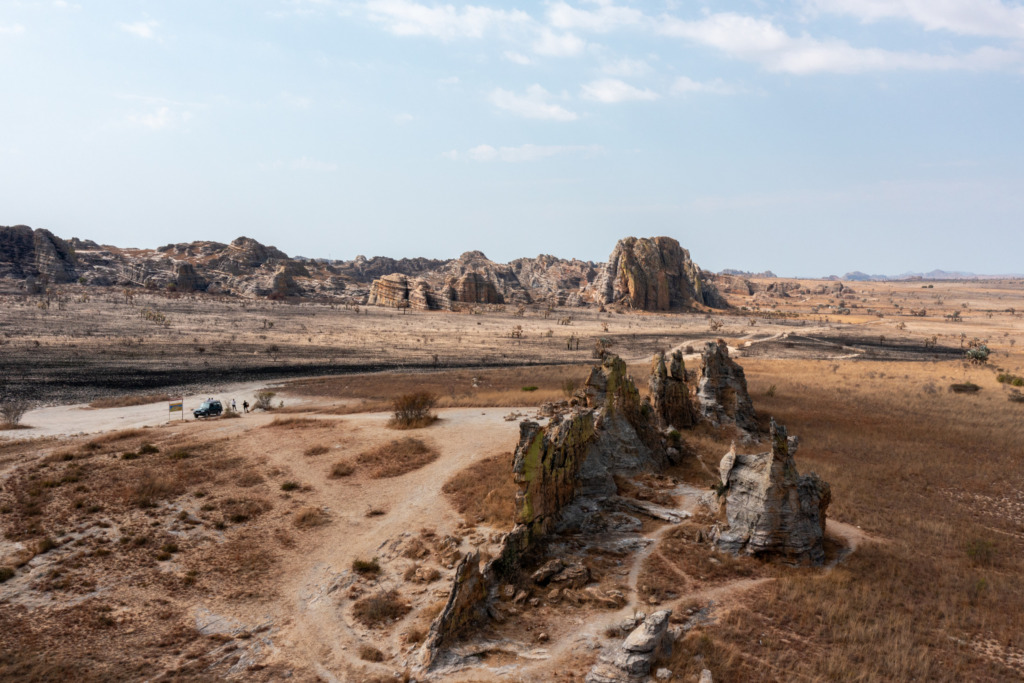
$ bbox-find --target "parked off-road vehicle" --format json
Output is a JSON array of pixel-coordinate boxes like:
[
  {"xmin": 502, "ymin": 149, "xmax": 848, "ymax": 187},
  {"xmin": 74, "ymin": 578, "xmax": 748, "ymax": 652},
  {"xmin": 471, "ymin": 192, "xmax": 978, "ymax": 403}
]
[{"xmin": 193, "ymin": 399, "xmax": 223, "ymax": 419}]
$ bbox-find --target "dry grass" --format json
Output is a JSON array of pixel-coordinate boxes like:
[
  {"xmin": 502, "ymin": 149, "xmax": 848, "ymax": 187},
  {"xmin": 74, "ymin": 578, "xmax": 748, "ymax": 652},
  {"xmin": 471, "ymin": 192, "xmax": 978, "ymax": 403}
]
[
  {"xmin": 441, "ymin": 454, "xmax": 516, "ymax": 527},
  {"xmin": 329, "ymin": 461, "xmax": 355, "ymax": 478},
  {"xmin": 304, "ymin": 444, "xmax": 329, "ymax": 456},
  {"xmin": 86, "ymin": 429, "xmax": 146, "ymax": 448},
  {"xmin": 292, "ymin": 506, "xmax": 329, "ymax": 528},
  {"xmin": 672, "ymin": 356, "xmax": 1024, "ymax": 681},
  {"xmin": 87, "ymin": 393, "xmax": 172, "ymax": 409},
  {"xmin": 355, "ymin": 438, "xmax": 438, "ymax": 479},
  {"xmin": 263, "ymin": 417, "xmax": 328, "ymax": 429},
  {"xmin": 352, "ymin": 590, "xmax": 410, "ymax": 627},
  {"xmin": 358, "ymin": 644, "xmax": 385, "ymax": 662}
]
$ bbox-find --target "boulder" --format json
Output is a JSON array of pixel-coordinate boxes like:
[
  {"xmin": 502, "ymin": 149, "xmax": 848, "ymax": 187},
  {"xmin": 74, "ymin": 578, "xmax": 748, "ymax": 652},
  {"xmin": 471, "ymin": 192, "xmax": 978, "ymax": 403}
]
[
  {"xmin": 712, "ymin": 421, "xmax": 831, "ymax": 565},
  {"xmin": 586, "ymin": 610, "xmax": 673, "ymax": 683},
  {"xmin": 696, "ymin": 340, "xmax": 756, "ymax": 432},
  {"xmin": 367, "ymin": 273, "xmax": 410, "ymax": 307}
]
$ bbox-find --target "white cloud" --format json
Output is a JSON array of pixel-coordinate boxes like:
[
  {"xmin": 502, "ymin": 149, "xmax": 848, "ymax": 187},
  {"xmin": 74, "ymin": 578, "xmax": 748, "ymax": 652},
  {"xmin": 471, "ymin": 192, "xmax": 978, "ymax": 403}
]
[
  {"xmin": 489, "ymin": 85, "xmax": 578, "ymax": 121},
  {"xmin": 581, "ymin": 78, "xmax": 659, "ymax": 103},
  {"xmin": 449, "ymin": 143, "xmax": 603, "ymax": 162},
  {"xmin": 393, "ymin": 112, "xmax": 414, "ymax": 124},
  {"xmin": 364, "ymin": 0, "xmax": 531, "ymax": 39},
  {"xmin": 658, "ymin": 12, "xmax": 1022, "ymax": 73},
  {"xmin": 546, "ymin": 1, "xmax": 645, "ymax": 33},
  {"xmin": 128, "ymin": 107, "xmax": 192, "ymax": 130},
  {"xmin": 806, "ymin": 0, "xmax": 1024, "ymax": 40},
  {"xmin": 601, "ymin": 57, "xmax": 651, "ymax": 77},
  {"xmin": 532, "ymin": 28, "xmax": 587, "ymax": 57},
  {"xmin": 119, "ymin": 20, "xmax": 159, "ymax": 39},
  {"xmin": 503, "ymin": 50, "xmax": 533, "ymax": 65},
  {"xmin": 671, "ymin": 76, "xmax": 737, "ymax": 95},
  {"xmin": 0, "ymin": 24, "xmax": 26, "ymax": 35}
]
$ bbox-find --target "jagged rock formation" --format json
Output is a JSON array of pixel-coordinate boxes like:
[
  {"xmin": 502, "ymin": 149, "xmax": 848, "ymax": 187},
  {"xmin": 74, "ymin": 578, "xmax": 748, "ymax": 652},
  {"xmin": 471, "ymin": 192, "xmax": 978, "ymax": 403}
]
[
  {"xmin": 2, "ymin": 225, "xmax": 734, "ymax": 310},
  {"xmin": 649, "ymin": 350, "xmax": 698, "ymax": 430},
  {"xmin": 421, "ymin": 355, "xmax": 672, "ymax": 668},
  {"xmin": 713, "ymin": 421, "xmax": 831, "ymax": 564},
  {"xmin": 593, "ymin": 236, "xmax": 724, "ymax": 310},
  {"xmin": 696, "ymin": 340, "xmax": 757, "ymax": 432},
  {"xmin": 586, "ymin": 610, "xmax": 674, "ymax": 683}
]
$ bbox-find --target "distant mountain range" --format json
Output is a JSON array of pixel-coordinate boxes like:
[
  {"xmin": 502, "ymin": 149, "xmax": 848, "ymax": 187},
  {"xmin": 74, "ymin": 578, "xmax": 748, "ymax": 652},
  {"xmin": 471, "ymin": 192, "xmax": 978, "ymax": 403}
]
[{"xmin": 833, "ymin": 270, "xmax": 1023, "ymax": 281}]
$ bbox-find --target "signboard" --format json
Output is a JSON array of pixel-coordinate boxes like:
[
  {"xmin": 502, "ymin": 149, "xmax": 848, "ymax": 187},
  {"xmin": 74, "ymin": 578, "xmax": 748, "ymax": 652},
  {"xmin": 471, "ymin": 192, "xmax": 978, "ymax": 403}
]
[{"xmin": 169, "ymin": 399, "xmax": 184, "ymax": 421}]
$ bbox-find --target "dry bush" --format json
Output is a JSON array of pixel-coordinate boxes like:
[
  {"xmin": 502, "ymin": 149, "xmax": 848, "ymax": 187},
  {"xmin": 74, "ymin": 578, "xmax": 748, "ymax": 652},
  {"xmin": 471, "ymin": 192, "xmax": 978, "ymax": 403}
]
[
  {"xmin": 304, "ymin": 444, "xmax": 329, "ymax": 456},
  {"xmin": 0, "ymin": 400, "xmax": 29, "ymax": 428},
  {"xmin": 126, "ymin": 470, "xmax": 181, "ymax": 508},
  {"xmin": 352, "ymin": 558, "xmax": 381, "ymax": 575},
  {"xmin": 358, "ymin": 644, "xmax": 385, "ymax": 662},
  {"xmin": 441, "ymin": 454, "xmax": 515, "ymax": 527},
  {"xmin": 356, "ymin": 438, "xmax": 438, "ymax": 478},
  {"xmin": 330, "ymin": 461, "xmax": 355, "ymax": 478},
  {"xmin": 219, "ymin": 497, "xmax": 272, "ymax": 524},
  {"xmin": 87, "ymin": 393, "xmax": 171, "ymax": 409},
  {"xmin": 389, "ymin": 391, "xmax": 438, "ymax": 429},
  {"xmin": 264, "ymin": 417, "xmax": 326, "ymax": 429},
  {"xmin": 352, "ymin": 589, "xmax": 410, "ymax": 627},
  {"xmin": 293, "ymin": 506, "xmax": 329, "ymax": 528}
]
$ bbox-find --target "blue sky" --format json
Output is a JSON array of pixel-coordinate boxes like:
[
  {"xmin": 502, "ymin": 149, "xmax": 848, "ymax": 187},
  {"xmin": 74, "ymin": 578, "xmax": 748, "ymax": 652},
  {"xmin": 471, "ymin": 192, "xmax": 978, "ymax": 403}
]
[{"xmin": 2, "ymin": 1, "xmax": 1023, "ymax": 276}]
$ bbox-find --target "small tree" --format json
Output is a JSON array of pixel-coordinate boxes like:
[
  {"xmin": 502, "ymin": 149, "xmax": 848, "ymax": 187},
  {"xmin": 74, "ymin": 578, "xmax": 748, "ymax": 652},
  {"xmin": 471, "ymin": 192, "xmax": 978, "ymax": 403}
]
[
  {"xmin": 0, "ymin": 399, "xmax": 29, "ymax": 428},
  {"xmin": 965, "ymin": 345, "xmax": 990, "ymax": 365},
  {"xmin": 390, "ymin": 391, "xmax": 437, "ymax": 429},
  {"xmin": 254, "ymin": 390, "xmax": 276, "ymax": 410}
]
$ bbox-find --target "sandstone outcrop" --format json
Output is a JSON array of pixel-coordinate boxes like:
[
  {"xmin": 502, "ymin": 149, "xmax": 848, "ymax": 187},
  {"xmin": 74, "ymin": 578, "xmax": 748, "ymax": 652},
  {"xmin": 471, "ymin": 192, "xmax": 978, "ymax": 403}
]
[
  {"xmin": 713, "ymin": 421, "xmax": 831, "ymax": 564},
  {"xmin": 586, "ymin": 610, "xmax": 674, "ymax": 683},
  {"xmin": 649, "ymin": 350, "xmax": 698, "ymax": 430},
  {"xmin": 696, "ymin": 340, "xmax": 757, "ymax": 432},
  {"xmin": 593, "ymin": 236, "xmax": 725, "ymax": 310},
  {"xmin": 0, "ymin": 225, "xmax": 78, "ymax": 284},
  {"xmin": 2, "ymin": 226, "xmax": 729, "ymax": 311}
]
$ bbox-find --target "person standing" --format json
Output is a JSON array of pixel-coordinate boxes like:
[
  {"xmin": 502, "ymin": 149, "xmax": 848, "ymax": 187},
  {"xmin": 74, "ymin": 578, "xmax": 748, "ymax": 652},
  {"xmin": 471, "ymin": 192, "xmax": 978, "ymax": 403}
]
[{"xmin": 231, "ymin": 398, "xmax": 237, "ymax": 412}]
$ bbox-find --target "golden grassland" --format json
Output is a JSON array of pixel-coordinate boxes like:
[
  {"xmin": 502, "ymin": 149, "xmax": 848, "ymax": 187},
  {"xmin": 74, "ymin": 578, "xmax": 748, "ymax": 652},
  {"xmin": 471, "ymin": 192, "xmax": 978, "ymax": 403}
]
[{"xmin": 665, "ymin": 355, "xmax": 1024, "ymax": 682}]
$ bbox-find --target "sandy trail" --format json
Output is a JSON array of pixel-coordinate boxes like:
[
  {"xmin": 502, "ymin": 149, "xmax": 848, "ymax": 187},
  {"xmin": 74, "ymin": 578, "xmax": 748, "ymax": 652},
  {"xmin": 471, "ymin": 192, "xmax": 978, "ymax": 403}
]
[
  {"xmin": 1, "ymin": 380, "xmax": 303, "ymax": 440},
  {"xmin": 197, "ymin": 406, "xmax": 529, "ymax": 678}
]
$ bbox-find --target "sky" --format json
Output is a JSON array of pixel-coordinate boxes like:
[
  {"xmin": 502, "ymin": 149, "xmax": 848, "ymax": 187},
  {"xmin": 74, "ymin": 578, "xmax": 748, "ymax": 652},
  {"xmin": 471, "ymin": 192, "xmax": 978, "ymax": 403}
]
[{"xmin": 1, "ymin": 0, "xmax": 1023, "ymax": 277}]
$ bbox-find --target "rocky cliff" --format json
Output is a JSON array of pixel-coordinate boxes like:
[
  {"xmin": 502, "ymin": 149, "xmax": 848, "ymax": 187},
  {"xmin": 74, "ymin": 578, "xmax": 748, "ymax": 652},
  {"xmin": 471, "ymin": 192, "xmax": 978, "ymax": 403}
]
[{"xmin": 1, "ymin": 226, "xmax": 728, "ymax": 310}]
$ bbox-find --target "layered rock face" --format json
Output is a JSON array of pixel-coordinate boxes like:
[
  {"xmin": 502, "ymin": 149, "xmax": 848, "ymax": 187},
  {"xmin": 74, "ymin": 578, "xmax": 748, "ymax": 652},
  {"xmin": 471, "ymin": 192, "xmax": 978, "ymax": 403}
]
[
  {"xmin": 649, "ymin": 350, "xmax": 698, "ymax": 430},
  {"xmin": 513, "ymin": 412, "xmax": 598, "ymax": 541},
  {"xmin": 593, "ymin": 236, "xmax": 725, "ymax": 310},
  {"xmin": 696, "ymin": 340, "xmax": 757, "ymax": 432},
  {"xmin": 586, "ymin": 610, "xmax": 674, "ymax": 683},
  {"xmin": 0, "ymin": 225, "xmax": 78, "ymax": 284},
  {"xmin": 713, "ymin": 421, "xmax": 831, "ymax": 564}
]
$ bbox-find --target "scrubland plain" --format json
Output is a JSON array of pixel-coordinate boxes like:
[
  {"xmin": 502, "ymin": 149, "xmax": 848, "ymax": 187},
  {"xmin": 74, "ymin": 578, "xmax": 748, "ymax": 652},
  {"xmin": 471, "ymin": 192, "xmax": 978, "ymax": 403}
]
[{"xmin": 0, "ymin": 277, "xmax": 1023, "ymax": 681}]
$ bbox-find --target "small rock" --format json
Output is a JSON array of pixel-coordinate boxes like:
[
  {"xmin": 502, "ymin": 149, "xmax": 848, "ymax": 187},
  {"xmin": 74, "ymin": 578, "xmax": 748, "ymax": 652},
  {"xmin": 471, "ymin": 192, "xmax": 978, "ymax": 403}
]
[
  {"xmin": 537, "ymin": 632, "xmax": 549, "ymax": 643},
  {"xmin": 502, "ymin": 584, "xmax": 515, "ymax": 599},
  {"xmin": 531, "ymin": 558, "xmax": 566, "ymax": 585},
  {"xmin": 656, "ymin": 668, "xmax": 672, "ymax": 680},
  {"xmin": 699, "ymin": 669, "xmax": 713, "ymax": 683}
]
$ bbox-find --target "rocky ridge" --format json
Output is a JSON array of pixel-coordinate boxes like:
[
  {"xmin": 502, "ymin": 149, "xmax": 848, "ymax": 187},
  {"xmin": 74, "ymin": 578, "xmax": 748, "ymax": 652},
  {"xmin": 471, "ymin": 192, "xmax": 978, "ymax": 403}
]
[{"xmin": 1, "ymin": 226, "xmax": 727, "ymax": 311}]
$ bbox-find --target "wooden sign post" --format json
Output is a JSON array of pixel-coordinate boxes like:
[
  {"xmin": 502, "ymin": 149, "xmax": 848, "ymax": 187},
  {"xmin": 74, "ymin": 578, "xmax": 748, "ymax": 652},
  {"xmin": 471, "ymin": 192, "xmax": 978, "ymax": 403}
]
[{"xmin": 168, "ymin": 399, "xmax": 184, "ymax": 422}]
